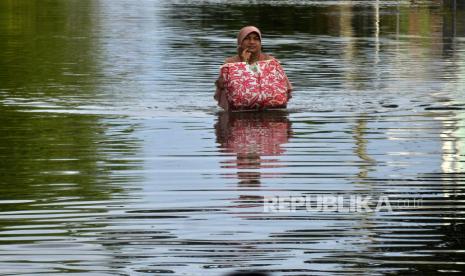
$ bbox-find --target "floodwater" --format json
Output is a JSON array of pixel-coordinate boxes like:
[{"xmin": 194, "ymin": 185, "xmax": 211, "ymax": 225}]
[{"xmin": 1, "ymin": 0, "xmax": 465, "ymax": 275}]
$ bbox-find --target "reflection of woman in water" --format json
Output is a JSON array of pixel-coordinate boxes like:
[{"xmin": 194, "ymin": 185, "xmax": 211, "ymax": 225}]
[
  {"xmin": 215, "ymin": 111, "xmax": 292, "ymax": 187},
  {"xmin": 214, "ymin": 26, "xmax": 293, "ymax": 111}
]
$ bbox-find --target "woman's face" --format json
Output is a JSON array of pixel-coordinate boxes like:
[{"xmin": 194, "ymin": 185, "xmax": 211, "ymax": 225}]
[{"xmin": 240, "ymin": 32, "xmax": 261, "ymax": 55}]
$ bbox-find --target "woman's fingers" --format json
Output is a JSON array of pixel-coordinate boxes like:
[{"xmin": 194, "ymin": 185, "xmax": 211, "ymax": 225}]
[{"xmin": 241, "ymin": 49, "xmax": 251, "ymax": 62}]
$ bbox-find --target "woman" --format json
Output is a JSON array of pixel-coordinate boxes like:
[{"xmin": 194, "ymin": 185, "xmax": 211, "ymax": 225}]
[{"xmin": 215, "ymin": 26, "xmax": 293, "ymax": 111}]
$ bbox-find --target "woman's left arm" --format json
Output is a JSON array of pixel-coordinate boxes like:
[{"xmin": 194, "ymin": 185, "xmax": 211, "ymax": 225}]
[{"xmin": 274, "ymin": 57, "xmax": 293, "ymax": 99}]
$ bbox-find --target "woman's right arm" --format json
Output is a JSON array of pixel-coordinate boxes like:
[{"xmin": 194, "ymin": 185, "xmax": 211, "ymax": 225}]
[{"xmin": 214, "ymin": 61, "xmax": 229, "ymax": 111}]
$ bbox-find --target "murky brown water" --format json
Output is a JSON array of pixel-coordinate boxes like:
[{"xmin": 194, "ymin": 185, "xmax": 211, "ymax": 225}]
[{"xmin": 1, "ymin": 0, "xmax": 465, "ymax": 275}]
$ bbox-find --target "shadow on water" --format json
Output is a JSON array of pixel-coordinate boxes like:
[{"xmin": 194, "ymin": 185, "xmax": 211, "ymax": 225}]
[
  {"xmin": 215, "ymin": 111, "xmax": 292, "ymax": 208},
  {"xmin": 215, "ymin": 111, "xmax": 292, "ymax": 181}
]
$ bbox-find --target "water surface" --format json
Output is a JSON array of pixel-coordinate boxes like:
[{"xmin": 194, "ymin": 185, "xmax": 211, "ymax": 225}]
[{"xmin": 1, "ymin": 0, "xmax": 465, "ymax": 275}]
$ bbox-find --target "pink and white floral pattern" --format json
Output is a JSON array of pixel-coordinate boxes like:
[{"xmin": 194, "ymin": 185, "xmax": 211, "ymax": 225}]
[{"xmin": 220, "ymin": 59, "xmax": 289, "ymax": 110}]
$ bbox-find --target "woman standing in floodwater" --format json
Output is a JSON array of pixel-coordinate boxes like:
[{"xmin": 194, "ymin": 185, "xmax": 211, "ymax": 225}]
[{"xmin": 214, "ymin": 26, "xmax": 293, "ymax": 111}]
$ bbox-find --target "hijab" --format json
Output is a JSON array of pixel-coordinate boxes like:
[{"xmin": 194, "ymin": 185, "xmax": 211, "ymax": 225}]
[
  {"xmin": 236, "ymin": 26, "xmax": 262, "ymax": 57},
  {"xmin": 237, "ymin": 26, "xmax": 262, "ymax": 46}
]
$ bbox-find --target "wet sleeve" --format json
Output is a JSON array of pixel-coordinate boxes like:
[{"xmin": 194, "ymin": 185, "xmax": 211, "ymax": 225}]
[
  {"xmin": 273, "ymin": 57, "xmax": 293, "ymax": 98},
  {"xmin": 214, "ymin": 60, "xmax": 230, "ymax": 111},
  {"xmin": 285, "ymin": 73, "xmax": 293, "ymax": 98}
]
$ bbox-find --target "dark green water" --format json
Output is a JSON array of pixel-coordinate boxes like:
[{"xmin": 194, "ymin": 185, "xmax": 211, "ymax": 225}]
[{"xmin": 1, "ymin": 0, "xmax": 465, "ymax": 275}]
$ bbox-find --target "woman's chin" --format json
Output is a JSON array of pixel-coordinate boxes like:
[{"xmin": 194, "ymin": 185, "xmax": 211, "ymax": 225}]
[{"xmin": 249, "ymin": 50, "xmax": 260, "ymax": 56}]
